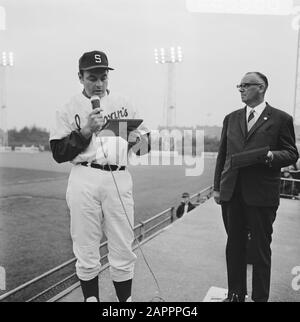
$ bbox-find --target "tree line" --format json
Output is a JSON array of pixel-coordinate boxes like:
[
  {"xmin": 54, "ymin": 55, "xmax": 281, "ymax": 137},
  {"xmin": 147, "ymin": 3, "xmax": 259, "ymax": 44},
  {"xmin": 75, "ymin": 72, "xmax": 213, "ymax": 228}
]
[
  {"xmin": 8, "ymin": 126, "xmax": 51, "ymax": 150},
  {"xmin": 6, "ymin": 126, "xmax": 221, "ymax": 153}
]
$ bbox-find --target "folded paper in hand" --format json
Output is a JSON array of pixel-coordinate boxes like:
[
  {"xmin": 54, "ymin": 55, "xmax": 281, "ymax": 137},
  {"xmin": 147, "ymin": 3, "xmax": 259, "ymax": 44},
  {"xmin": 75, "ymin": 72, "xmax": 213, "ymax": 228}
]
[
  {"xmin": 99, "ymin": 119, "xmax": 143, "ymax": 141},
  {"xmin": 231, "ymin": 146, "xmax": 270, "ymax": 170}
]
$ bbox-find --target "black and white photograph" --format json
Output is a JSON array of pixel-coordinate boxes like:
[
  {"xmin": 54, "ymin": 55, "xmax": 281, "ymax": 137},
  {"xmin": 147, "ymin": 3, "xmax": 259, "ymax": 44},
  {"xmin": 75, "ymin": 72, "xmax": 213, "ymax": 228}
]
[{"xmin": 0, "ymin": 0, "xmax": 300, "ymax": 307}]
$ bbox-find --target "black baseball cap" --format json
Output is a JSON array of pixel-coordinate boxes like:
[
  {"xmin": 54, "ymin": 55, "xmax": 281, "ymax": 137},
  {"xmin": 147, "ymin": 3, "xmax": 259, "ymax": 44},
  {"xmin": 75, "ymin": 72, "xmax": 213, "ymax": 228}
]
[
  {"xmin": 79, "ymin": 50, "xmax": 114, "ymax": 71},
  {"xmin": 182, "ymin": 192, "xmax": 190, "ymax": 198}
]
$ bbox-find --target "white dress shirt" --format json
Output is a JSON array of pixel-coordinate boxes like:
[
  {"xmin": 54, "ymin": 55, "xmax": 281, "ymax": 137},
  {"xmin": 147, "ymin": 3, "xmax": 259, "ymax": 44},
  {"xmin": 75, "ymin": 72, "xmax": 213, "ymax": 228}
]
[
  {"xmin": 246, "ymin": 101, "xmax": 273, "ymax": 161},
  {"xmin": 184, "ymin": 204, "xmax": 189, "ymax": 215},
  {"xmin": 246, "ymin": 101, "xmax": 266, "ymax": 125}
]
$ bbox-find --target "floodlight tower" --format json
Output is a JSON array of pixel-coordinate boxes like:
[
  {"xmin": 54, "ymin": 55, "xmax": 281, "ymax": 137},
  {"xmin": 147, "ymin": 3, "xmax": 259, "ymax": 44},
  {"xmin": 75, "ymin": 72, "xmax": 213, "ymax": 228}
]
[
  {"xmin": 154, "ymin": 46, "xmax": 183, "ymax": 127},
  {"xmin": 0, "ymin": 51, "xmax": 14, "ymax": 147},
  {"xmin": 294, "ymin": 28, "xmax": 300, "ymax": 126}
]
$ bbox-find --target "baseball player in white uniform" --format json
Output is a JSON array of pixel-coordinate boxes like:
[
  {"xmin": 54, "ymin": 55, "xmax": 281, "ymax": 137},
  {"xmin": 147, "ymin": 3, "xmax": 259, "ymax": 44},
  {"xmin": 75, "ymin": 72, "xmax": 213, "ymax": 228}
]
[{"xmin": 49, "ymin": 50, "xmax": 150, "ymax": 302}]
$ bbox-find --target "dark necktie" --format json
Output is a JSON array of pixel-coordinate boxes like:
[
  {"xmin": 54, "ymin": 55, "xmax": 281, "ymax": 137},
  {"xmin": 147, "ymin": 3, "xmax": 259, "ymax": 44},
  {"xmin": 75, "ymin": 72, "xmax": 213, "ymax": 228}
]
[{"xmin": 247, "ymin": 109, "xmax": 255, "ymax": 132}]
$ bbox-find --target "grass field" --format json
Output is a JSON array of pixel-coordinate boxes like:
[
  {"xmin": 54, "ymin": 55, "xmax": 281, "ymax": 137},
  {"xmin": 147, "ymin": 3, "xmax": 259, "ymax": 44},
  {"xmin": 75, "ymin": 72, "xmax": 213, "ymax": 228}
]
[{"xmin": 0, "ymin": 152, "xmax": 215, "ymax": 294}]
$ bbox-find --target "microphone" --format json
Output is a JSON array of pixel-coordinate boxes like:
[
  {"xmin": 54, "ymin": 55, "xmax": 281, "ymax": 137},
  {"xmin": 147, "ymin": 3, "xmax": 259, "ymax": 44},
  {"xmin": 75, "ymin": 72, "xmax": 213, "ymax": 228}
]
[
  {"xmin": 90, "ymin": 96, "xmax": 103, "ymax": 136},
  {"xmin": 90, "ymin": 95, "xmax": 100, "ymax": 110}
]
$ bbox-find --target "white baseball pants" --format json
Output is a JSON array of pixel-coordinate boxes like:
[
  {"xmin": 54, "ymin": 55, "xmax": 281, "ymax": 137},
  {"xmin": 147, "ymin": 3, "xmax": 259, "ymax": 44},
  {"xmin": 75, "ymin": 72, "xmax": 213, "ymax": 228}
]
[{"xmin": 66, "ymin": 165, "xmax": 136, "ymax": 282}]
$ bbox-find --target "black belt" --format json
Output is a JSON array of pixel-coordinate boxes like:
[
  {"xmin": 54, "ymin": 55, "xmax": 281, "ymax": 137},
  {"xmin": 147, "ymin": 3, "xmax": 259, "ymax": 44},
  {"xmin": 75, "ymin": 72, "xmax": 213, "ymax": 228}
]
[{"xmin": 80, "ymin": 162, "xmax": 126, "ymax": 171}]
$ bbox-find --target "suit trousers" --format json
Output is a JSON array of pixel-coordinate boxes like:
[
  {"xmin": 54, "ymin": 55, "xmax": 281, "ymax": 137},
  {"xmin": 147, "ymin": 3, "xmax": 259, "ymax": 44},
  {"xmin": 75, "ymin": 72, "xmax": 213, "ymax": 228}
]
[{"xmin": 223, "ymin": 180, "xmax": 277, "ymax": 302}]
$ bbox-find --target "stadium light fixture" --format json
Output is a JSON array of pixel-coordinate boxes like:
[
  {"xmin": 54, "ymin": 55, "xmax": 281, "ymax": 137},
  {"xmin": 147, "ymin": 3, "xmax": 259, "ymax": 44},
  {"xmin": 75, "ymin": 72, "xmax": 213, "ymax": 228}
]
[
  {"xmin": 1, "ymin": 51, "xmax": 14, "ymax": 67},
  {"xmin": 154, "ymin": 46, "xmax": 183, "ymax": 64},
  {"xmin": 153, "ymin": 46, "xmax": 183, "ymax": 128}
]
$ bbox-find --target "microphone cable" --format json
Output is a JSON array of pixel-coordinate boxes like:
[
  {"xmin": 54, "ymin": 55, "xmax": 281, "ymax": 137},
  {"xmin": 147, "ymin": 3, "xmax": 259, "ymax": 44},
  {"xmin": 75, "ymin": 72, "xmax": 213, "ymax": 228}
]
[{"xmin": 98, "ymin": 134, "xmax": 165, "ymax": 303}]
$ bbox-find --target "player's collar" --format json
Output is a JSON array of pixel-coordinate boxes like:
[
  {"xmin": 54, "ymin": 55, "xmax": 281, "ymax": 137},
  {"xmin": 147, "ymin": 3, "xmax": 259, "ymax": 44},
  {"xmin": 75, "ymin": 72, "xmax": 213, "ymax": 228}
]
[
  {"xmin": 81, "ymin": 89, "xmax": 110, "ymax": 100},
  {"xmin": 82, "ymin": 89, "xmax": 90, "ymax": 99}
]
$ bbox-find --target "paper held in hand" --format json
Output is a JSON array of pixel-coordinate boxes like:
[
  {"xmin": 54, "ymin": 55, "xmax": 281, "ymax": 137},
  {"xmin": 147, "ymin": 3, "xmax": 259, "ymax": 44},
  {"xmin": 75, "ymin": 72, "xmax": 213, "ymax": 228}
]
[{"xmin": 231, "ymin": 146, "xmax": 270, "ymax": 170}]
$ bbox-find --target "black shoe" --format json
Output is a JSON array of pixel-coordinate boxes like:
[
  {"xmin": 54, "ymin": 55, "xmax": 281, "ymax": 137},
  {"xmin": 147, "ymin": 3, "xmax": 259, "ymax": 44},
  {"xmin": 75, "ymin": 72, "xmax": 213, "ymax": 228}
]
[{"xmin": 223, "ymin": 294, "xmax": 246, "ymax": 302}]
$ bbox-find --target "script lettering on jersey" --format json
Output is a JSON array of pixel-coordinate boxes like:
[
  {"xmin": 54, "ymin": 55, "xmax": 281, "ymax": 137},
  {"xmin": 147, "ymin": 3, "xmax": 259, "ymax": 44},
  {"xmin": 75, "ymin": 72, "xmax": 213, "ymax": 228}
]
[{"xmin": 103, "ymin": 107, "xmax": 128, "ymax": 124}]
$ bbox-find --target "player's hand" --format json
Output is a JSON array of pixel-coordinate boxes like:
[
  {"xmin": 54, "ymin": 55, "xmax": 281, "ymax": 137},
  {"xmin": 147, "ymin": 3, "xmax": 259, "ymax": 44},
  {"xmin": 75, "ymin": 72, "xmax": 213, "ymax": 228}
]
[
  {"xmin": 82, "ymin": 108, "xmax": 105, "ymax": 137},
  {"xmin": 128, "ymin": 130, "xmax": 143, "ymax": 152},
  {"xmin": 213, "ymin": 191, "xmax": 221, "ymax": 205},
  {"xmin": 128, "ymin": 130, "xmax": 141, "ymax": 144},
  {"xmin": 265, "ymin": 151, "xmax": 274, "ymax": 166}
]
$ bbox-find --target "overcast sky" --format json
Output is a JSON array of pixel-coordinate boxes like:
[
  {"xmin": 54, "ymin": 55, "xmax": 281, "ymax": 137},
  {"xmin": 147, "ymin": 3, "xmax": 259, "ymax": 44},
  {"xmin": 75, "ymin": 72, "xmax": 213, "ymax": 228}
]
[{"xmin": 0, "ymin": 0, "xmax": 299, "ymax": 131}]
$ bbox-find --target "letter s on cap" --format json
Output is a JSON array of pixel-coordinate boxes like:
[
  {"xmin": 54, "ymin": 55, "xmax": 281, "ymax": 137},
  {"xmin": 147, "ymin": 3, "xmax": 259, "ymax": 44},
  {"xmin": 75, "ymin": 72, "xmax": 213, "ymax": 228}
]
[{"xmin": 95, "ymin": 54, "xmax": 102, "ymax": 63}]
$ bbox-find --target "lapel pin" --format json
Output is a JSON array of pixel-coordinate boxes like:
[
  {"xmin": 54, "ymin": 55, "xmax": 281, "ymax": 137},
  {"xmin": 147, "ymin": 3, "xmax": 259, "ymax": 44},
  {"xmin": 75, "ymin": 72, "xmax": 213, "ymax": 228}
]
[{"xmin": 264, "ymin": 117, "xmax": 268, "ymax": 121}]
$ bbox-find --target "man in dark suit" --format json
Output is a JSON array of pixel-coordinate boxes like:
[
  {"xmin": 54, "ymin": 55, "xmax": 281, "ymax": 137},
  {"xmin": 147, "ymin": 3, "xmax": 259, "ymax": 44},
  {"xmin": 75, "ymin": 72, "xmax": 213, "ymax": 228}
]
[
  {"xmin": 176, "ymin": 192, "xmax": 196, "ymax": 219},
  {"xmin": 213, "ymin": 72, "xmax": 299, "ymax": 302}
]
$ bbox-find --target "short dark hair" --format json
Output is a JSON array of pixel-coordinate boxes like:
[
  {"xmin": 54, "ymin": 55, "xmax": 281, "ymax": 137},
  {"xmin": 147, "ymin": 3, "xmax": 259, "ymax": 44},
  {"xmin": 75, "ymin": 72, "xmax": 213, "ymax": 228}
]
[{"xmin": 246, "ymin": 72, "xmax": 269, "ymax": 91}]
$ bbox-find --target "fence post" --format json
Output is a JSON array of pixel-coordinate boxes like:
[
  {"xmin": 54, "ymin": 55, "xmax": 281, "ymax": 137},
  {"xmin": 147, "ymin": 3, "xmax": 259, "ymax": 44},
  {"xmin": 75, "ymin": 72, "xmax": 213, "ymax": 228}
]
[
  {"xmin": 292, "ymin": 181, "xmax": 295, "ymax": 198},
  {"xmin": 170, "ymin": 207, "xmax": 176, "ymax": 223},
  {"xmin": 139, "ymin": 222, "xmax": 145, "ymax": 242},
  {"xmin": 209, "ymin": 187, "xmax": 214, "ymax": 198},
  {"xmin": 196, "ymin": 193, "xmax": 201, "ymax": 204},
  {"xmin": 0, "ymin": 266, "xmax": 6, "ymax": 291}
]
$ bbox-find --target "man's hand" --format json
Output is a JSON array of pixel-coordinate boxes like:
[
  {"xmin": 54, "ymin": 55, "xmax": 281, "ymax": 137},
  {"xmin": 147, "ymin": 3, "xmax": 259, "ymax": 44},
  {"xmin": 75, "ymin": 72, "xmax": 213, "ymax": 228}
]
[
  {"xmin": 213, "ymin": 191, "xmax": 221, "ymax": 205},
  {"xmin": 128, "ymin": 130, "xmax": 141, "ymax": 144},
  {"xmin": 81, "ymin": 108, "xmax": 105, "ymax": 138},
  {"xmin": 128, "ymin": 130, "xmax": 151, "ymax": 156},
  {"xmin": 128, "ymin": 130, "xmax": 142, "ymax": 151},
  {"xmin": 265, "ymin": 151, "xmax": 274, "ymax": 166}
]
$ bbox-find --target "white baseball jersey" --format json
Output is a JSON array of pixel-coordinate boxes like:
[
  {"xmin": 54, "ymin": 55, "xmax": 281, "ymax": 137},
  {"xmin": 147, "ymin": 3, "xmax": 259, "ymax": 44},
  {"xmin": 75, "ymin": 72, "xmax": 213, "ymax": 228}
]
[{"xmin": 50, "ymin": 92, "xmax": 148, "ymax": 166}]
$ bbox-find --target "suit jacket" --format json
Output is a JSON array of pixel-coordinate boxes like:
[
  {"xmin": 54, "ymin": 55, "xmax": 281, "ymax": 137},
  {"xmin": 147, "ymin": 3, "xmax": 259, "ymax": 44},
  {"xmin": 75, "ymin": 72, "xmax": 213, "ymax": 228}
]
[
  {"xmin": 214, "ymin": 103, "xmax": 299, "ymax": 206},
  {"xmin": 176, "ymin": 202, "xmax": 196, "ymax": 218}
]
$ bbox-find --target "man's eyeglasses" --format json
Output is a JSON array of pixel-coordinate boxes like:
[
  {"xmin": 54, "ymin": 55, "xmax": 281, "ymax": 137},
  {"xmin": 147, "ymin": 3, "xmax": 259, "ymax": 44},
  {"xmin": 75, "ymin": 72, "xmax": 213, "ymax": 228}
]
[{"xmin": 237, "ymin": 83, "xmax": 263, "ymax": 90}]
